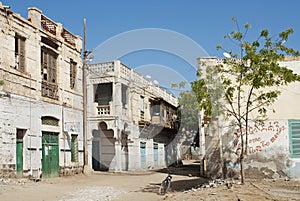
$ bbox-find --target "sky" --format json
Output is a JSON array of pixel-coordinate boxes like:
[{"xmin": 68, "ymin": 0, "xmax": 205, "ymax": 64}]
[{"xmin": 2, "ymin": 0, "xmax": 300, "ymax": 95}]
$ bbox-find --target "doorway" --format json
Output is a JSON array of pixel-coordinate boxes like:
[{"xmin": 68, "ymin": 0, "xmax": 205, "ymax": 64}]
[
  {"xmin": 140, "ymin": 142, "xmax": 146, "ymax": 168},
  {"xmin": 92, "ymin": 122, "xmax": 115, "ymax": 171},
  {"xmin": 42, "ymin": 132, "xmax": 59, "ymax": 178},
  {"xmin": 16, "ymin": 129, "xmax": 26, "ymax": 178}
]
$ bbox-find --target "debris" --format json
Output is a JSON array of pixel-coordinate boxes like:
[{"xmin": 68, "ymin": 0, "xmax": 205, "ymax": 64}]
[
  {"xmin": 0, "ymin": 178, "xmax": 30, "ymax": 185},
  {"xmin": 196, "ymin": 179, "xmax": 240, "ymax": 190}
]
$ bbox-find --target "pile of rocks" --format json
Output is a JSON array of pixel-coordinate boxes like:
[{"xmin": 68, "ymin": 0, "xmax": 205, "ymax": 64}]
[
  {"xmin": 0, "ymin": 178, "xmax": 30, "ymax": 185},
  {"xmin": 183, "ymin": 179, "xmax": 242, "ymax": 193}
]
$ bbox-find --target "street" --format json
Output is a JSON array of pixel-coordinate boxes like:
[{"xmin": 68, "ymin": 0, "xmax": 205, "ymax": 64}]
[{"xmin": 0, "ymin": 161, "xmax": 300, "ymax": 201}]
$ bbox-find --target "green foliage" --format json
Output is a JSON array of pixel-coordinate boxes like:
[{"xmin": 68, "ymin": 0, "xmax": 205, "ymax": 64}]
[
  {"xmin": 193, "ymin": 19, "xmax": 300, "ymax": 121},
  {"xmin": 192, "ymin": 18, "xmax": 300, "ymax": 183},
  {"xmin": 172, "ymin": 81, "xmax": 198, "ymax": 130},
  {"xmin": 0, "ymin": 80, "xmax": 3, "ymax": 86}
]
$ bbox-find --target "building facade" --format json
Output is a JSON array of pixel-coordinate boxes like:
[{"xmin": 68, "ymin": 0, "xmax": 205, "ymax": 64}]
[
  {"xmin": 87, "ymin": 61, "xmax": 179, "ymax": 171},
  {"xmin": 197, "ymin": 57, "xmax": 300, "ymax": 179},
  {"xmin": 0, "ymin": 4, "xmax": 83, "ymax": 178}
]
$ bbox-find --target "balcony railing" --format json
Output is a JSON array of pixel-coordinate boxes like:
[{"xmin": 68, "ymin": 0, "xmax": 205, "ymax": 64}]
[
  {"xmin": 119, "ymin": 63, "xmax": 178, "ymax": 107},
  {"xmin": 89, "ymin": 62, "xmax": 114, "ymax": 74},
  {"xmin": 97, "ymin": 105, "xmax": 110, "ymax": 115},
  {"xmin": 41, "ymin": 15, "xmax": 57, "ymax": 36},
  {"xmin": 61, "ymin": 28, "xmax": 76, "ymax": 47},
  {"xmin": 89, "ymin": 61, "xmax": 178, "ymax": 107},
  {"xmin": 41, "ymin": 80, "xmax": 58, "ymax": 100}
]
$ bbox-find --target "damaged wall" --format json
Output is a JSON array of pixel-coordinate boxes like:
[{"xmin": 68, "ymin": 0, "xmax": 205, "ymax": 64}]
[
  {"xmin": 205, "ymin": 120, "xmax": 300, "ymax": 179},
  {"xmin": 0, "ymin": 3, "xmax": 83, "ymax": 178}
]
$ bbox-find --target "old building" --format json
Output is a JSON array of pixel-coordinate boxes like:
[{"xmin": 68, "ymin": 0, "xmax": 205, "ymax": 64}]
[
  {"xmin": 0, "ymin": 3, "xmax": 83, "ymax": 178},
  {"xmin": 87, "ymin": 61, "xmax": 179, "ymax": 171},
  {"xmin": 198, "ymin": 56, "xmax": 300, "ymax": 179}
]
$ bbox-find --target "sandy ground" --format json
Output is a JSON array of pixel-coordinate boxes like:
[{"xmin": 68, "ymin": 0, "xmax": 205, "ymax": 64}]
[{"xmin": 0, "ymin": 161, "xmax": 300, "ymax": 201}]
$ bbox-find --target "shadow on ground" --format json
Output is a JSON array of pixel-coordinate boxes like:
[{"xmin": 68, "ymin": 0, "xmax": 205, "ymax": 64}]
[
  {"xmin": 154, "ymin": 160, "xmax": 201, "ymax": 177},
  {"xmin": 139, "ymin": 160, "xmax": 209, "ymax": 195}
]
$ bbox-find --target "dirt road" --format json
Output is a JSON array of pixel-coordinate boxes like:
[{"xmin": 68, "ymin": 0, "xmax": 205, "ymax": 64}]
[
  {"xmin": 0, "ymin": 162, "xmax": 299, "ymax": 201},
  {"xmin": 0, "ymin": 171, "xmax": 196, "ymax": 201}
]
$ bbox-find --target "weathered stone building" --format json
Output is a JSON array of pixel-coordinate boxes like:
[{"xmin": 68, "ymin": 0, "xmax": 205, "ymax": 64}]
[
  {"xmin": 198, "ymin": 56, "xmax": 300, "ymax": 179},
  {"xmin": 87, "ymin": 61, "xmax": 179, "ymax": 171},
  {"xmin": 0, "ymin": 3, "xmax": 83, "ymax": 178}
]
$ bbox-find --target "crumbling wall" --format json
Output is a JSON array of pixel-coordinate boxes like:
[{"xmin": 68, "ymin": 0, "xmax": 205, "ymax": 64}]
[
  {"xmin": 220, "ymin": 120, "xmax": 292, "ymax": 179},
  {"xmin": 0, "ymin": 117, "xmax": 16, "ymax": 178},
  {"xmin": 204, "ymin": 120, "xmax": 300, "ymax": 179}
]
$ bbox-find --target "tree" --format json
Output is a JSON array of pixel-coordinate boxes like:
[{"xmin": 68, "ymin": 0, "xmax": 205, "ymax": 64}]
[
  {"xmin": 192, "ymin": 18, "xmax": 300, "ymax": 184},
  {"xmin": 172, "ymin": 81, "xmax": 199, "ymax": 131}
]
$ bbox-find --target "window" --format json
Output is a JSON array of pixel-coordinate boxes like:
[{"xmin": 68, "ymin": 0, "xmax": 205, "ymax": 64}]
[
  {"xmin": 121, "ymin": 84, "xmax": 128, "ymax": 108},
  {"xmin": 16, "ymin": 128, "xmax": 26, "ymax": 143},
  {"xmin": 41, "ymin": 48, "xmax": 57, "ymax": 83},
  {"xmin": 70, "ymin": 59, "xmax": 77, "ymax": 89},
  {"xmin": 41, "ymin": 116, "xmax": 59, "ymax": 126},
  {"xmin": 71, "ymin": 135, "xmax": 78, "ymax": 162},
  {"xmin": 41, "ymin": 48, "xmax": 58, "ymax": 99},
  {"xmin": 94, "ymin": 83, "xmax": 112, "ymax": 105},
  {"xmin": 140, "ymin": 96, "xmax": 145, "ymax": 120},
  {"xmin": 289, "ymin": 120, "xmax": 300, "ymax": 158},
  {"xmin": 152, "ymin": 104, "xmax": 160, "ymax": 116},
  {"xmin": 15, "ymin": 34, "xmax": 25, "ymax": 72},
  {"xmin": 161, "ymin": 108, "xmax": 165, "ymax": 121},
  {"xmin": 140, "ymin": 96, "xmax": 144, "ymax": 112}
]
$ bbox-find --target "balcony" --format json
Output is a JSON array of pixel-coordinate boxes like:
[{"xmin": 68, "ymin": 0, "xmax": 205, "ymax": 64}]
[
  {"xmin": 41, "ymin": 15, "xmax": 57, "ymax": 36},
  {"xmin": 41, "ymin": 81, "xmax": 58, "ymax": 100},
  {"xmin": 61, "ymin": 28, "xmax": 76, "ymax": 47},
  {"xmin": 88, "ymin": 61, "xmax": 178, "ymax": 107},
  {"xmin": 97, "ymin": 105, "xmax": 110, "ymax": 115}
]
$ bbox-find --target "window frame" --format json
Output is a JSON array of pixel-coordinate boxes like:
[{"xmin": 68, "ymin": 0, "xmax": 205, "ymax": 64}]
[
  {"xmin": 15, "ymin": 34, "xmax": 26, "ymax": 72},
  {"xmin": 70, "ymin": 59, "xmax": 77, "ymax": 89},
  {"xmin": 288, "ymin": 120, "xmax": 300, "ymax": 158},
  {"xmin": 121, "ymin": 84, "xmax": 128, "ymax": 108},
  {"xmin": 41, "ymin": 47, "xmax": 58, "ymax": 83}
]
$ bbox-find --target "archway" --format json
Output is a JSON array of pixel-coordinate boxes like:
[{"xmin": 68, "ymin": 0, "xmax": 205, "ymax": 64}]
[{"xmin": 92, "ymin": 122, "xmax": 115, "ymax": 171}]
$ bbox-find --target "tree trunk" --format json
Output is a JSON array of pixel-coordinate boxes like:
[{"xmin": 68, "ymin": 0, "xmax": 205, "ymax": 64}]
[{"xmin": 240, "ymin": 156, "xmax": 245, "ymax": 184}]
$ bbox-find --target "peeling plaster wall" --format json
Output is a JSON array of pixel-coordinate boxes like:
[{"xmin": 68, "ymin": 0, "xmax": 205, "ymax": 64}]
[
  {"xmin": 0, "ymin": 4, "xmax": 83, "ymax": 177},
  {"xmin": 198, "ymin": 57, "xmax": 300, "ymax": 179},
  {"xmin": 0, "ymin": 94, "xmax": 84, "ymax": 177},
  {"xmin": 212, "ymin": 120, "xmax": 300, "ymax": 179}
]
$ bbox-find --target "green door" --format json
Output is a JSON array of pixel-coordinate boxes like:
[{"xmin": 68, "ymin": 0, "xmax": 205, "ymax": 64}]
[
  {"xmin": 16, "ymin": 129, "xmax": 26, "ymax": 178},
  {"xmin": 16, "ymin": 139, "xmax": 23, "ymax": 177},
  {"xmin": 42, "ymin": 132, "xmax": 59, "ymax": 178}
]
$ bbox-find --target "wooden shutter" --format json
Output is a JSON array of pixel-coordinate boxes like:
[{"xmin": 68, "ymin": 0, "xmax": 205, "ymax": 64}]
[
  {"xmin": 289, "ymin": 120, "xmax": 300, "ymax": 158},
  {"xmin": 19, "ymin": 38, "xmax": 25, "ymax": 72}
]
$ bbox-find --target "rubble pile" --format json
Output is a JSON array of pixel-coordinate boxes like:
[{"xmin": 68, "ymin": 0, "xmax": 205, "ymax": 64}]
[
  {"xmin": 183, "ymin": 179, "xmax": 242, "ymax": 193},
  {"xmin": 0, "ymin": 178, "xmax": 30, "ymax": 185}
]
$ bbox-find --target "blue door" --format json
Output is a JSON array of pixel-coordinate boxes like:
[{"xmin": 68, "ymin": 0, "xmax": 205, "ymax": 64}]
[
  {"xmin": 154, "ymin": 143, "xmax": 158, "ymax": 166},
  {"xmin": 140, "ymin": 142, "xmax": 146, "ymax": 168}
]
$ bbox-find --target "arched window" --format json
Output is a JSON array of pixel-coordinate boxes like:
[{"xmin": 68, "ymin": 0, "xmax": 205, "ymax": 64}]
[{"xmin": 41, "ymin": 116, "xmax": 59, "ymax": 126}]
